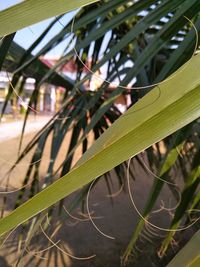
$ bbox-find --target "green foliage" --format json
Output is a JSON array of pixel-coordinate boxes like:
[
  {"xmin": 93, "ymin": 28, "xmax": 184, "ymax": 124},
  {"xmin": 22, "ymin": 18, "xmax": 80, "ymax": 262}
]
[
  {"xmin": 0, "ymin": 0, "xmax": 99, "ymax": 36},
  {"xmin": 167, "ymin": 230, "xmax": 200, "ymax": 267},
  {"xmin": 0, "ymin": 52, "xmax": 200, "ymax": 236},
  {"xmin": 0, "ymin": 0, "xmax": 200, "ymax": 265}
]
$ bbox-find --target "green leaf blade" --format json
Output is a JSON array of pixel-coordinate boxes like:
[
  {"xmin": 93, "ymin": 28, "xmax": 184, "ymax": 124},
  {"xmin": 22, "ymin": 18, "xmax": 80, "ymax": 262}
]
[
  {"xmin": 0, "ymin": 53, "xmax": 200, "ymax": 237},
  {"xmin": 0, "ymin": 0, "xmax": 99, "ymax": 37}
]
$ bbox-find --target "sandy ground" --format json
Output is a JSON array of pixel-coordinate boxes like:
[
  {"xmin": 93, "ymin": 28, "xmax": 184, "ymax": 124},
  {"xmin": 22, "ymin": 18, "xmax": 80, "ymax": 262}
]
[
  {"xmin": 0, "ymin": 121, "xmax": 181, "ymax": 267},
  {"xmin": 0, "ymin": 116, "xmax": 50, "ymax": 143}
]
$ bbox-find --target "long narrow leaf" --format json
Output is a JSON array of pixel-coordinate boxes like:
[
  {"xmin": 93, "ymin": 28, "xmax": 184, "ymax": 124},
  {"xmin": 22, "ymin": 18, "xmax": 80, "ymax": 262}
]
[
  {"xmin": 0, "ymin": 52, "xmax": 200, "ymax": 236},
  {"xmin": 167, "ymin": 230, "xmax": 200, "ymax": 267},
  {"xmin": 0, "ymin": 0, "xmax": 99, "ymax": 37}
]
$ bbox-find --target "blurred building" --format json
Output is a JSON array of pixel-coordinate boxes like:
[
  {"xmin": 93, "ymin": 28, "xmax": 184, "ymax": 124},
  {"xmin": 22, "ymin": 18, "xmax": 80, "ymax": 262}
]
[
  {"xmin": 0, "ymin": 71, "xmax": 35, "ymax": 114},
  {"xmin": 0, "ymin": 55, "xmax": 130, "ymax": 115}
]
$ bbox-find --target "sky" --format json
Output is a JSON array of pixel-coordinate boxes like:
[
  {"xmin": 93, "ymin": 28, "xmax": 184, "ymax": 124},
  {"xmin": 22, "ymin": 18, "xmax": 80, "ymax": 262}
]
[
  {"xmin": 0, "ymin": 0, "xmax": 22, "ymax": 10},
  {"xmin": 0, "ymin": 1, "xmax": 136, "ymax": 84},
  {"xmin": 0, "ymin": 0, "xmax": 111, "ymax": 79},
  {"xmin": 0, "ymin": 0, "xmax": 74, "ymax": 56}
]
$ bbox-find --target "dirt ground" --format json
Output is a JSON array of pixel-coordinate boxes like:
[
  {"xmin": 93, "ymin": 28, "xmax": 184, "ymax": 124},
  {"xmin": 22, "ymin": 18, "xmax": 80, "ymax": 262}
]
[{"xmin": 0, "ymin": 132, "xmax": 188, "ymax": 267}]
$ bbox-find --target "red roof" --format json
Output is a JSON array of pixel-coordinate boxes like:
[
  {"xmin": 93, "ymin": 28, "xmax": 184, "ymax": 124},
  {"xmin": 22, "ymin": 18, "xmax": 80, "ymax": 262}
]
[{"xmin": 40, "ymin": 56, "xmax": 91, "ymax": 74}]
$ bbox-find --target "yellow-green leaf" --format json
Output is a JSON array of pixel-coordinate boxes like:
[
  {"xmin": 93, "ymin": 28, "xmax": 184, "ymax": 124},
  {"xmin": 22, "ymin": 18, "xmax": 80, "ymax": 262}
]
[
  {"xmin": 0, "ymin": 53, "xmax": 200, "ymax": 236},
  {"xmin": 167, "ymin": 230, "xmax": 200, "ymax": 267},
  {"xmin": 0, "ymin": 0, "xmax": 99, "ymax": 37}
]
